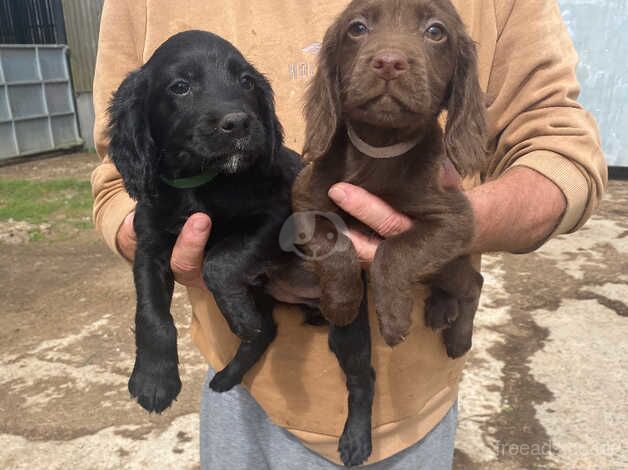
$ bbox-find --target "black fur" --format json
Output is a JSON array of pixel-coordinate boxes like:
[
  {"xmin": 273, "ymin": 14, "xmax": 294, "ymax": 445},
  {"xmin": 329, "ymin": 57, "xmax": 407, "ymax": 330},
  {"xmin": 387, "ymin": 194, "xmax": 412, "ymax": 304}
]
[{"xmin": 108, "ymin": 30, "xmax": 301, "ymax": 410}]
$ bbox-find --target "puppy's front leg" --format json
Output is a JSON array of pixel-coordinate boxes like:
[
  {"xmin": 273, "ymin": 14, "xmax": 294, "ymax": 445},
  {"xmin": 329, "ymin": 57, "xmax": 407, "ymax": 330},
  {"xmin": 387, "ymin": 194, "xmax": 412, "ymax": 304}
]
[
  {"xmin": 292, "ymin": 165, "xmax": 363, "ymax": 326},
  {"xmin": 370, "ymin": 193, "xmax": 475, "ymax": 346},
  {"xmin": 301, "ymin": 217, "xmax": 363, "ymax": 326},
  {"xmin": 128, "ymin": 209, "xmax": 180, "ymax": 413}
]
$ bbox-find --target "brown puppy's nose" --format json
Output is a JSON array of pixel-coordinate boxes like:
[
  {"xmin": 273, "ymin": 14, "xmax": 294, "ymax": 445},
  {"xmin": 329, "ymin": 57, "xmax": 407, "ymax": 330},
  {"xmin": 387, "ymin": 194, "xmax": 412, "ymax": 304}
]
[
  {"xmin": 219, "ymin": 112, "xmax": 250, "ymax": 138},
  {"xmin": 371, "ymin": 50, "xmax": 408, "ymax": 80}
]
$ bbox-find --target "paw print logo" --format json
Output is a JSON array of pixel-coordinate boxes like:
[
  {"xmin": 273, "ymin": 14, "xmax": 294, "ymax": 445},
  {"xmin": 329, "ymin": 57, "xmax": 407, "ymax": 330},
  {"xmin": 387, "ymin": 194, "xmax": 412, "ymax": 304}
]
[{"xmin": 279, "ymin": 211, "xmax": 350, "ymax": 260}]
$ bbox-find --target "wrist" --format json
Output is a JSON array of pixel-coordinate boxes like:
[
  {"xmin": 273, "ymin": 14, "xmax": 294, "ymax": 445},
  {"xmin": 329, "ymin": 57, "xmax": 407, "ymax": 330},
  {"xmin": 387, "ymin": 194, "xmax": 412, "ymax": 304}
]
[{"xmin": 466, "ymin": 167, "xmax": 566, "ymax": 254}]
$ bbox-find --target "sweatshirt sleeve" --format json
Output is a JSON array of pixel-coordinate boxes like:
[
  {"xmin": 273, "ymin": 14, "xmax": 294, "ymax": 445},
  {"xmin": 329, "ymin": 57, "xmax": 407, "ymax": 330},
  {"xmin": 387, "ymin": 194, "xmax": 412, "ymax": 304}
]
[
  {"xmin": 486, "ymin": 0, "xmax": 608, "ymax": 238},
  {"xmin": 91, "ymin": 0, "xmax": 147, "ymax": 256}
]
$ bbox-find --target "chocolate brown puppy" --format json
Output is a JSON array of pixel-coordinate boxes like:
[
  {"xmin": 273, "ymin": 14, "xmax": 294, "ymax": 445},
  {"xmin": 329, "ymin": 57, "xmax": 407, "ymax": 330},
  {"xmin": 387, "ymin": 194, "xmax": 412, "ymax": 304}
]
[{"xmin": 293, "ymin": 0, "xmax": 486, "ymax": 355}]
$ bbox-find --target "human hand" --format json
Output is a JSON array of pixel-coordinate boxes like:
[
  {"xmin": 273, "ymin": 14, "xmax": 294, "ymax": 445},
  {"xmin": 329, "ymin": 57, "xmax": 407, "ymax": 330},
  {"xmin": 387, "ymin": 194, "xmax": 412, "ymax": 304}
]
[
  {"xmin": 116, "ymin": 211, "xmax": 212, "ymax": 290},
  {"xmin": 328, "ymin": 160, "xmax": 462, "ymax": 263}
]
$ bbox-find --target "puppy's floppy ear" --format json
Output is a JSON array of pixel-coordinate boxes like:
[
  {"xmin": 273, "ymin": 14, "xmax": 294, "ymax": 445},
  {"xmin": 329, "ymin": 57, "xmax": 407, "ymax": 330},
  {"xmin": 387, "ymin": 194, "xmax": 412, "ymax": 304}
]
[
  {"xmin": 256, "ymin": 74, "xmax": 284, "ymax": 162},
  {"xmin": 302, "ymin": 21, "xmax": 343, "ymax": 163},
  {"xmin": 107, "ymin": 69, "xmax": 157, "ymax": 200},
  {"xmin": 444, "ymin": 33, "xmax": 487, "ymax": 178}
]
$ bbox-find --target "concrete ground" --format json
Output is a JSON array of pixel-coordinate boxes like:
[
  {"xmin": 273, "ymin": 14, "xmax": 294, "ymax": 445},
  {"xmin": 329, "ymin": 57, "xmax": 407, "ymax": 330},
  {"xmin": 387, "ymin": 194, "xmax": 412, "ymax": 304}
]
[{"xmin": 0, "ymin": 153, "xmax": 626, "ymax": 470}]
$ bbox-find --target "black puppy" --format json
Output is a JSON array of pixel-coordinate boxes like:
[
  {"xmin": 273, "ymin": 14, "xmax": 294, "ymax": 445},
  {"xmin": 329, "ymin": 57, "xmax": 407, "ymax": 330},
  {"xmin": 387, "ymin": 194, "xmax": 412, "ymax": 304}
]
[
  {"xmin": 109, "ymin": 31, "xmax": 374, "ymax": 467},
  {"xmin": 108, "ymin": 30, "xmax": 302, "ymax": 410}
]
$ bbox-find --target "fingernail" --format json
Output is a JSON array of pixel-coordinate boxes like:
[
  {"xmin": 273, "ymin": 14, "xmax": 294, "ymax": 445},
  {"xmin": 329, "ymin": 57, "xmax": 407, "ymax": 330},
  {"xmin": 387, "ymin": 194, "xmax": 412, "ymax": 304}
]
[
  {"xmin": 328, "ymin": 186, "xmax": 347, "ymax": 203},
  {"xmin": 193, "ymin": 217, "xmax": 210, "ymax": 232}
]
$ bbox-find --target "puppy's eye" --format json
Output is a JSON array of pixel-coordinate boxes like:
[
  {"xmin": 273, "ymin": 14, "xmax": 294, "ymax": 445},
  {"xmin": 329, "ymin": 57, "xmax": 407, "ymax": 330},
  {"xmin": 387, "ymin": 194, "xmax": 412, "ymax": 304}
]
[
  {"xmin": 240, "ymin": 74, "xmax": 255, "ymax": 90},
  {"xmin": 348, "ymin": 20, "xmax": 369, "ymax": 38},
  {"xmin": 425, "ymin": 23, "xmax": 447, "ymax": 42},
  {"xmin": 169, "ymin": 79, "xmax": 190, "ymax": 95}
]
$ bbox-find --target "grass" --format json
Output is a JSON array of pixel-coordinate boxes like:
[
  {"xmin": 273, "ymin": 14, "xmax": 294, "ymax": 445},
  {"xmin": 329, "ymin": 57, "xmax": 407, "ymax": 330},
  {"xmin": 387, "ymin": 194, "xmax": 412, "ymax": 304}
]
[{"xmin": 0, "ymin": 179, "xmax": 93, "ymax": 240}]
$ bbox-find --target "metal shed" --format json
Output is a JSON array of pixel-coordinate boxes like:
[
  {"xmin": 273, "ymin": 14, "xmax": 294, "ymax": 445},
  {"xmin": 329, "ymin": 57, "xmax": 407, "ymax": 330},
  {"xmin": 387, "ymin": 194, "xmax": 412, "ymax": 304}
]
[{"xmin": 0, "ymin": 44, "xmax": 82, "ymax": 159}]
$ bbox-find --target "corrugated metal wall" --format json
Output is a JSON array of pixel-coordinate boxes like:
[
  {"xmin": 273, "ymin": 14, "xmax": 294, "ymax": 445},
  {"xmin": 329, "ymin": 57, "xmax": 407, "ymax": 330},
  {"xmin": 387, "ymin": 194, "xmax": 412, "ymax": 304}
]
[
  {"xmin": 61, "ymin": 0, "xmax": 103, "ymax": 93},
  {"xmin": 559, "ymin": 0, "xmax": 627, "ymax": 167}
]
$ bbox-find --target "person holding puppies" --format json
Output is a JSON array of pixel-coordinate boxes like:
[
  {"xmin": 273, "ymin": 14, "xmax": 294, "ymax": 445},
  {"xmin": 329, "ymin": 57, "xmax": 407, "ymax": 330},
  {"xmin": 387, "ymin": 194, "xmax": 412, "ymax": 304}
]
[{"xmin": 93, "ymin": 0, "xmax": 606, "ymax": 468}]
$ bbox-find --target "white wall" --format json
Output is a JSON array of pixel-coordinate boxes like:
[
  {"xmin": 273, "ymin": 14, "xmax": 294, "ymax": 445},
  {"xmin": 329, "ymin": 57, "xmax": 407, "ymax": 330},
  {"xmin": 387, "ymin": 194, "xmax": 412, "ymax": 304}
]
[{"xmin": 559, "ymin": 0, "xmax": 628, "ymax": 167}]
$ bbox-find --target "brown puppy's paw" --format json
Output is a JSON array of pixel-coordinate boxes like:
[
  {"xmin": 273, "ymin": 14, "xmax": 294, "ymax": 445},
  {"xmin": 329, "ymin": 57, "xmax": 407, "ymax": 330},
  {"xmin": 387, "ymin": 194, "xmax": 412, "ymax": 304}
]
[
  {"xmin": 372, "ymin": 284, "xmax": 414, "ymax": 346},
  {"xmin": 379, "ymin": 320, "xmax": 411, "ymax": 346},
  {"xmin": 376, "ymin": 295, "xmax": 414, "ymax": 346},
  {"xmin": 425, "ymin": 288, "xmax": 459, "ymax": 330},
  {"xmin": 441, "ymin": 293, "xmax": 479, "ymax": 358},
  {"xmin": 443, "ymin": 327, "xmax": 473, "ymax": 358}
]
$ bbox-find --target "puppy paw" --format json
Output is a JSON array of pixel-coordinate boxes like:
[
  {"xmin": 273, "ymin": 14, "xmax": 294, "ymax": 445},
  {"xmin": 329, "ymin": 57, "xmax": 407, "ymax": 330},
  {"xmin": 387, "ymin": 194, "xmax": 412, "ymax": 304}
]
[
  {"xmin": 338, "ymin": 426, "xmax": 372, "ymax": 467},
  {"xmin": 378, "ymin": 321, "xmax": 409, "ymax": 347},
  {"xmin": 128, "ymin": 355, "xmax": 181, "ymax": 413},
  {"xmin": 376, "ymin": 297, "xmax": 413, "ymax": 346},
  {"xmin": 425, "ymin": 288, "xmax": 459, "ymax": 330},
  {"xmin": 441, "ymin": 295, "xmax": 478, "ymax": 358},
  {"xmin": 443, "ymin": 328, "xmax": 473, "ymax": 358},
  {"xmin": 209, "ymin": 367, "xmax": 242, "ymax": 393}
]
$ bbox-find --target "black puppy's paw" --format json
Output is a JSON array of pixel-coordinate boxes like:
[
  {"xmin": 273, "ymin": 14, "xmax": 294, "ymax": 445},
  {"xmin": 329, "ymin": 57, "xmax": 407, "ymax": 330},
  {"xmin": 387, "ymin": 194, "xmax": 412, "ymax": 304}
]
[
  {"xmin": 209, "ymin": 367, "xmax": 243, "ymax": 393},
  {"xmin": 425, "ymin": 288, "xmax": 459, "ymax": 330},
  {"xmin": 338, "ymin": 424, "xmax": 372, "ymax": 467},
  {"xmin": 128, "ymin": 355, "xmax": 181, "ymax": 413}
]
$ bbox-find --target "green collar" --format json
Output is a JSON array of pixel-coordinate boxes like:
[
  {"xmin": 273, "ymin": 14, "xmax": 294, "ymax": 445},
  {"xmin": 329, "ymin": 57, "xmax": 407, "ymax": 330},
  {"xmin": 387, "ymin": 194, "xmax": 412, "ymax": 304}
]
[{"xmin": 159, "ymin": 169, "xmax": 219, "ymax": 189}]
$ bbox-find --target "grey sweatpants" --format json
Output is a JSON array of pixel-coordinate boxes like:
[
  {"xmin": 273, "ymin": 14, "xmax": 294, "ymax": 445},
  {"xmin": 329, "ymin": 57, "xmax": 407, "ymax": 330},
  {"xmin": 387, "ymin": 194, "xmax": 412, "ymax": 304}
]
[{"xmin": 200, "ymin": 368, "xmax": 457, "ymax": 470}]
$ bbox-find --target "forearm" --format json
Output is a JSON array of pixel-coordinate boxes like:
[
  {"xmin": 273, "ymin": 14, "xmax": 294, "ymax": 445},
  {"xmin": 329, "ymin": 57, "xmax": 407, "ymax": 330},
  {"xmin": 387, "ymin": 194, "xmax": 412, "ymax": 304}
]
[
  {"xmin": 467, "ymin": 167, "xmax": 566, "ymax": 254},
  {"xmin": 91, "ymin": 0, "xmax": 146, "ymax": 256}
]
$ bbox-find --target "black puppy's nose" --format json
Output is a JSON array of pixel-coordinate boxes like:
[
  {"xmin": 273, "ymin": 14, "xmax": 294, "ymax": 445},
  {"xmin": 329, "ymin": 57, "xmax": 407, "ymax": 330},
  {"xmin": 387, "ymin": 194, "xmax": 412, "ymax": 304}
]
[
  {"xmin": 371, "ymin": 50, "xmax": 408, "ymax": 81},
  {"xmin": 219, "ymin": 112, "xmax": 250, "ymax": 138}
]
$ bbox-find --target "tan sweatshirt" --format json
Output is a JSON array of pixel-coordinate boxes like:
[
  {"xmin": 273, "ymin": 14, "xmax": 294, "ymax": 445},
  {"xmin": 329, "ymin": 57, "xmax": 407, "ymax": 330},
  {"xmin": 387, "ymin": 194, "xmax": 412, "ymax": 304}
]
[{"xmin": 91, "ymin": 0, "xmax": 607, "ymax": 464}]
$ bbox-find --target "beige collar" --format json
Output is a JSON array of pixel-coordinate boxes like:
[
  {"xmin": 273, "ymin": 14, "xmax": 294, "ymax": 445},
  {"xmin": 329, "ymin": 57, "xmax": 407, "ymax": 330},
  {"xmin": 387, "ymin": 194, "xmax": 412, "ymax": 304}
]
[{"xmin": 347, "ymin": 125, "xmax": 421, "ymax": 159}]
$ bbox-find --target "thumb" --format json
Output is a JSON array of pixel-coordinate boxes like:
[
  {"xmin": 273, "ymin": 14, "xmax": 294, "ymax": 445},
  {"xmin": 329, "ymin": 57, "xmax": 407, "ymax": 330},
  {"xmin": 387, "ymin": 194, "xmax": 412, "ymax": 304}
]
[
  {"xmin": 171, "ymin": 213, "xmax": 212, "ymax": 287},
  {"xmin": 346, "ymin": 229, "xmax": 381, "ymax": 264},
  {"xmin": 328, "ymin": 183, "xmax": 412, "ymax": 238}
]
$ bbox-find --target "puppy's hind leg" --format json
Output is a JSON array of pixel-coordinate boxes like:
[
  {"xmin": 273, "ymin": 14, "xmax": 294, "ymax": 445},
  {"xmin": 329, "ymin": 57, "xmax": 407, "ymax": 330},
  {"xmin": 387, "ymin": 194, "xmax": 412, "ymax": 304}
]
[
  {"xmin": 210, "ymin": 290, "xmax": 277, "ymax": 392},
  {"xmin": 329, "ymin": 275, "xmax": 375, "ymax": 467}
]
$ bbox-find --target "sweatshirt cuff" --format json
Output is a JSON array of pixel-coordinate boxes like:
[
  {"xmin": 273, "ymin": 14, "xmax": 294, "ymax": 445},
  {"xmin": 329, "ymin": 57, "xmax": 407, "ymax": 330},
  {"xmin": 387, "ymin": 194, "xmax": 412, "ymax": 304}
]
[
  {"xmin": 507, "ymin": 151, "xmax": 590, "ymax": 238},
  {"xmin": 99, "ymin": 191, "xmax": 136, "ymax": 258}
]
